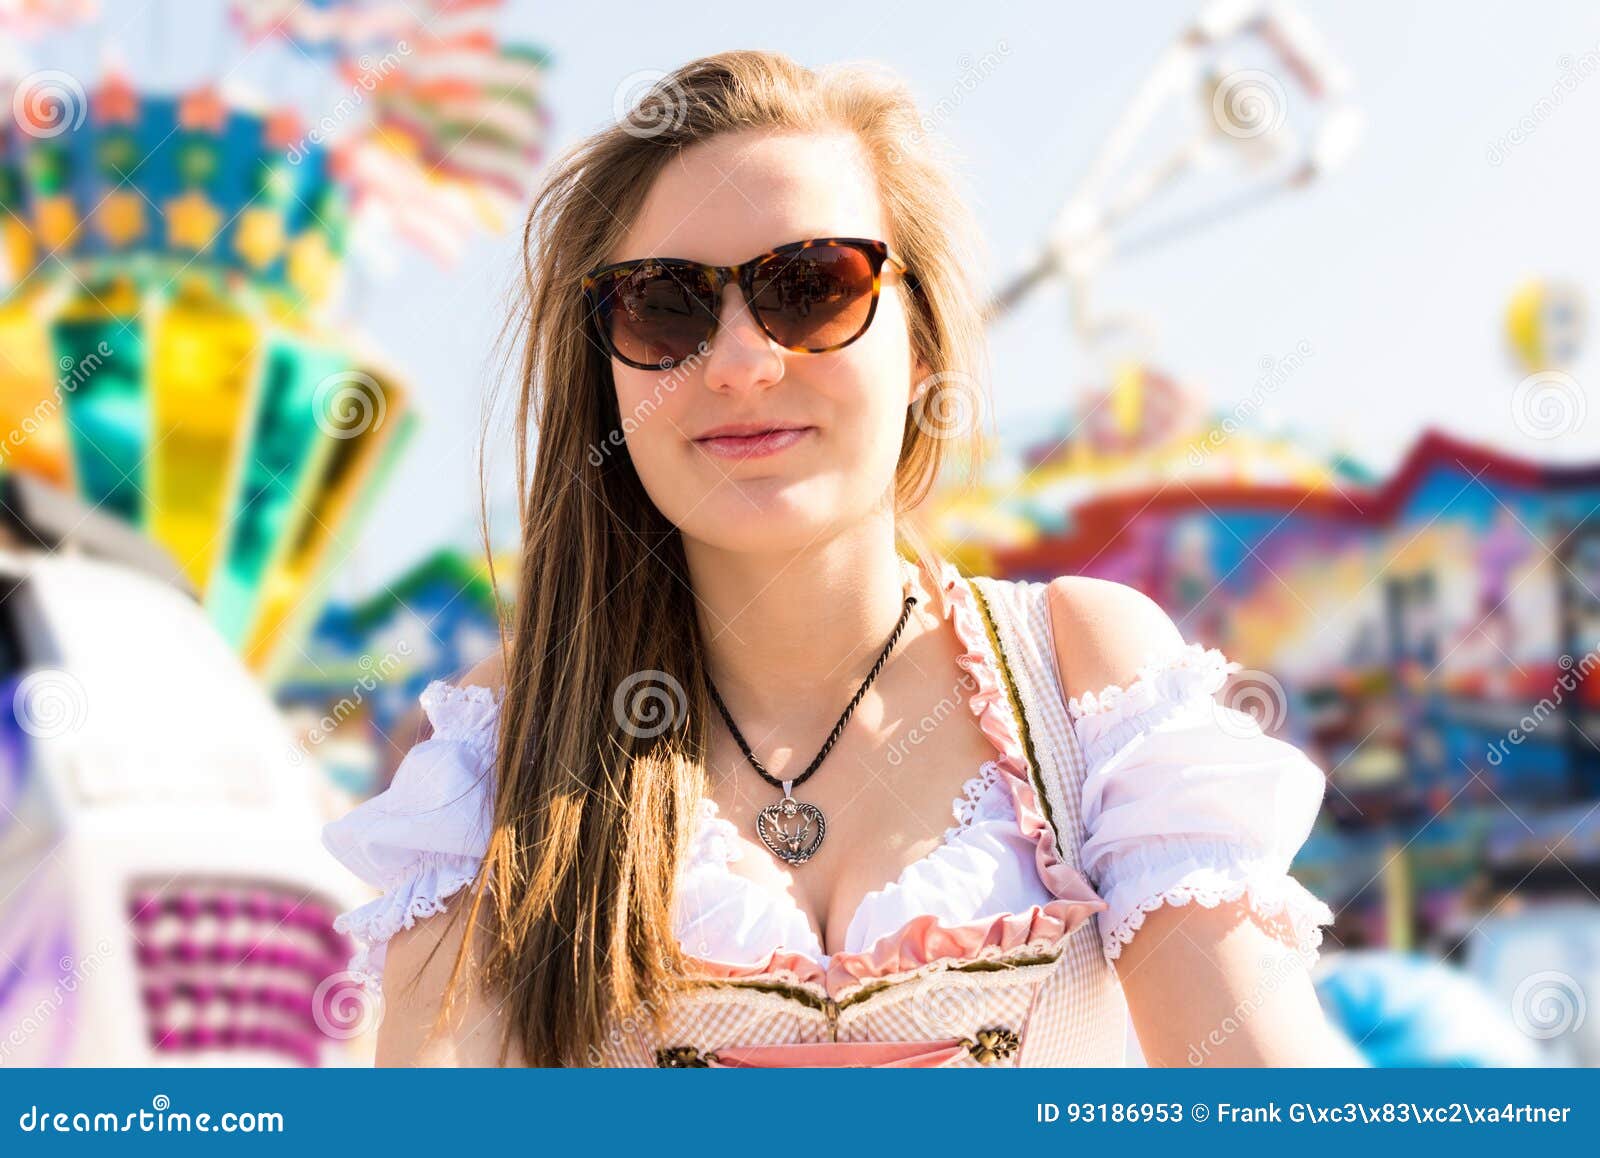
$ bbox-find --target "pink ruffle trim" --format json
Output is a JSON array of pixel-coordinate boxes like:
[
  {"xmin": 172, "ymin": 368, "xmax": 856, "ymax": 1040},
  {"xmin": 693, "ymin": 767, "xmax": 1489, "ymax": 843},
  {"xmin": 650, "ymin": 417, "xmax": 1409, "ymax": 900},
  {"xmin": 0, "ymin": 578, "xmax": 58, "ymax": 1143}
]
[
  {"xmin": 684, "ymin": 560, "xmax": 1107, "ymax": 1001},
  {"xmin": 686, "ymin": 896, "xmax": 1106, "ymax": 999}
]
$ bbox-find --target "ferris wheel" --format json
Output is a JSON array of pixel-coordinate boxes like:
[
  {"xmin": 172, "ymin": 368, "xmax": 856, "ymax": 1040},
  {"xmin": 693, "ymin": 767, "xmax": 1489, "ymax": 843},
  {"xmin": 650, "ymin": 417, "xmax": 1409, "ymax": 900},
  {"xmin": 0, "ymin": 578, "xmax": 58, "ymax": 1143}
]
[{"xmin": 991, "ymin": 0, "xmax": 1363, "ymax": 366}]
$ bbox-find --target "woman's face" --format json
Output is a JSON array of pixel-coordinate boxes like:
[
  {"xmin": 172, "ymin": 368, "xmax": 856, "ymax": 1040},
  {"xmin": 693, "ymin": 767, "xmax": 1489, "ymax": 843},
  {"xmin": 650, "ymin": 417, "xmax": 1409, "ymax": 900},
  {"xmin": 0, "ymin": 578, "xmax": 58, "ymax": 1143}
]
[{"xmin": 603, "ymin": 129, "xmax": 925, "ymax": 554}]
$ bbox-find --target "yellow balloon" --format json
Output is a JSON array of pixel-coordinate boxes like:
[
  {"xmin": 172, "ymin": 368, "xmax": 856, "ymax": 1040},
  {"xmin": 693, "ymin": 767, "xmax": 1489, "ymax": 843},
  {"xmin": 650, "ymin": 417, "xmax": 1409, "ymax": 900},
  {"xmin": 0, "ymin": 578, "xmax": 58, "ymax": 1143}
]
[{"xmin": 1506, "ymin": 278, "xmax": 1586, "ymax": 371}]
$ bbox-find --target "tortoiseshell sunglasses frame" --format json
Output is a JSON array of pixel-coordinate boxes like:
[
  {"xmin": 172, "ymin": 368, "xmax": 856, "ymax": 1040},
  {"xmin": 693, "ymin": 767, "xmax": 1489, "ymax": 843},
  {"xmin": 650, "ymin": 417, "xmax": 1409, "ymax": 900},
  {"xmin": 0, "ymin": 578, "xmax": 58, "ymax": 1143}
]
[{"xmin": 581, "ymin": 236, "xmax": 909, "ymax": 371}]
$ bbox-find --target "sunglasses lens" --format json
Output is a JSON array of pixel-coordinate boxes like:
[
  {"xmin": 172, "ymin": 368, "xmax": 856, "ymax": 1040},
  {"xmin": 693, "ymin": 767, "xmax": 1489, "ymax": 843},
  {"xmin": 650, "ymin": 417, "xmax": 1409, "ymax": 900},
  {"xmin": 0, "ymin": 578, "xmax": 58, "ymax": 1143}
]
[
  {"xmin": 751, "ymin": 244, "xmax": 879, "ymax": 352},
  {"xmin": 599, "ymin": 263, "xmax": 717, "ymax": 368}
]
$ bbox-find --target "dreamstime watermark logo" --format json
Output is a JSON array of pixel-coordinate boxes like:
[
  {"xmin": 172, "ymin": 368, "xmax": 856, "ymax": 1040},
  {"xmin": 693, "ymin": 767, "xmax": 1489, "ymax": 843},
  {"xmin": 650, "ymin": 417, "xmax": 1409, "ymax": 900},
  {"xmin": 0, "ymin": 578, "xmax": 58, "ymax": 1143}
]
[
  {"xmin": 311, "ymin": 971, "xmax": 384, "ymax": 1040},
  {"xmin": 1486, "ymin": 649, "xmax": 1600, "ymax": 766},
  {"xmin": 11, "ymin": 69, "xmax": 87, "ymax": 139},
  {"xmin": 1487, "ymin": 44, "xmax": 1600, "ymax": 166},
  {"xmin": 312, "ymin": 370, "xmax": 386, "ymax": 440},
  {"xmin": 612, "ymin": 670, "xmax": 687, "ymax": 739},
  {"xmin": 12, "ymin": 669, "xmax": 89, "ymax": 739},
  {"xmin": 910, "ymin": 370, "xmax": 982, "ymax": 441},
  {"xmin": 0, "ymin": 340, "xmax": 113, "ymax": 464},
  {"xmin": 1187, "ymin": 340, "xmax": 1312, "ymax": 465},
  {"xmin": 1511, "ymin": 970, "xmax": 1586, "ymax": 1040},
  {"xmin": 910, "ymin": 979, "xmax": 983, "ymax": 1039},
  {"xmin": 1211, "ymin": 69, "xmax": 1287, "ymax": 140},
  {"xmin": 587, "ymin": 342, "xmax": 711, "ymax": 468},
  {"xmin": 289, "ymin": 642, "xmax": 412, "ymax": 766},
  {"xmin": 886, "ymin": 41, "xmax": 1011, "ymax": 164},
  {"xmin": 1511, "ymin": 369, "xmax": 1585, "ymax": 440},
  {"xmin": 286, "ymin": 41, "xmax": 412, "ymax": 164},
  {"xmin": 614, "ymin": 69, "xmax": 688, "ymax": 140},
  {"xmin": 1212, "ymin": 666, "xmax": 1288, "ymax": 738},
  {"xmin": 16, "ymin": 1094, "xmax": 283, "ymax": 1133},
  {"xmin": 0, "ymin": 939, "xmax": 112, "ymax": 1063}
]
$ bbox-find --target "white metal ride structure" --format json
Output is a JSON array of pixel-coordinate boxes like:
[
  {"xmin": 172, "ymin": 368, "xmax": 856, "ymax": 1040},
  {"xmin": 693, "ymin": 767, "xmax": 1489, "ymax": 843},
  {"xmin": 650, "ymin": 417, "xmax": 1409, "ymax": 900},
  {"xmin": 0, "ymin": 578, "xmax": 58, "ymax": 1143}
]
[
  {"xmin": 0, "ymin": 480, "xmax": 372, "ymax": 1066},
  {"xmin": 991, "ymin": 0, "xmax": 1363, "ymax": 366}
]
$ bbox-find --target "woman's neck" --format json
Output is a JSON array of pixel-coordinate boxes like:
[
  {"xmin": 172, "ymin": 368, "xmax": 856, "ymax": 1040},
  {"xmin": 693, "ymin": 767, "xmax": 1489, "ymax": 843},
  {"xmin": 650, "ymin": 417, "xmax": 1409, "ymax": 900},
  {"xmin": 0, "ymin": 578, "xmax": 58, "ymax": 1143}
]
[{"xmin": 684, "ymin": 519, "xmax": 917, "ymax": 730}]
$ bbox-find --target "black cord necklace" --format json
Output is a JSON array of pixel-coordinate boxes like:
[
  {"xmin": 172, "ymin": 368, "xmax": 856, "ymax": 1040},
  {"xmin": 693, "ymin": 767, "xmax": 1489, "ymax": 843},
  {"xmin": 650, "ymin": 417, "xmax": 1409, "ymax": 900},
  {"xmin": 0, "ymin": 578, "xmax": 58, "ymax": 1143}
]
[{"xmin": 706, "ymin": 582, "xmax": 919, "ymax": 866}]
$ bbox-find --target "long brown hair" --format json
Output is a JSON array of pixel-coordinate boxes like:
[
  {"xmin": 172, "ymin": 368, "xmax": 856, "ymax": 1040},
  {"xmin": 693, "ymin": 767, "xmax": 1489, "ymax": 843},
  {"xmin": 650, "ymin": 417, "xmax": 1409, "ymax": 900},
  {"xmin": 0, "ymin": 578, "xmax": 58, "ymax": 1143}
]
[{"xmin": 450, "ymin": 49, "xmax": 991, "ymax": 1066}]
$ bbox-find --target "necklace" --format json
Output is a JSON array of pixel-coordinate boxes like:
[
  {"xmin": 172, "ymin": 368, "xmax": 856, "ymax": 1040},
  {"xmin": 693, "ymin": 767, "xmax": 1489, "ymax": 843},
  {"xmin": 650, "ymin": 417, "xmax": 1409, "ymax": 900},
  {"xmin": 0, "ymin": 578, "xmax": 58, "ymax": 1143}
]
[{"xmin": 706, "ymin": 579, "xmax": 919, "ymax": 867}]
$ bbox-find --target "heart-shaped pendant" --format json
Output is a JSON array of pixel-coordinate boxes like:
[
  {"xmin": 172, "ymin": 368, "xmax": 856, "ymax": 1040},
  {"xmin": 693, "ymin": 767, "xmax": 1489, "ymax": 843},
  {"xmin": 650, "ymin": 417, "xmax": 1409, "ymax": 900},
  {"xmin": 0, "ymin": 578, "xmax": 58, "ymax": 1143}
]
[{"xmin": 756, "ymin": 792, "xmax": 826, "ymax": 865}]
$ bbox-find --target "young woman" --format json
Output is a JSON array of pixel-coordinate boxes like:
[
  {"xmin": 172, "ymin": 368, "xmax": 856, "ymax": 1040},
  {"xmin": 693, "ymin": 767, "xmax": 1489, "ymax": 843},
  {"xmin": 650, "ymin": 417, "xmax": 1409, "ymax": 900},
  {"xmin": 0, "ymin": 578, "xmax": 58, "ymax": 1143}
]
[{"xmin": 323, "ymin": 50, "xmax": 1361, "ymax": 1068}]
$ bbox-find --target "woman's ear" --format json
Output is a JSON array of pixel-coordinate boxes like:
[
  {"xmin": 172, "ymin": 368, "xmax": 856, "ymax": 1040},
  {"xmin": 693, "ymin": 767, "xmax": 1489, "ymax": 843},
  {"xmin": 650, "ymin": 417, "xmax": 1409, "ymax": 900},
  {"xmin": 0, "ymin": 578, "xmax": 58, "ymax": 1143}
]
[{"xmin": 908, "ymin": 357, "xmax": 932, "ymax": 408}]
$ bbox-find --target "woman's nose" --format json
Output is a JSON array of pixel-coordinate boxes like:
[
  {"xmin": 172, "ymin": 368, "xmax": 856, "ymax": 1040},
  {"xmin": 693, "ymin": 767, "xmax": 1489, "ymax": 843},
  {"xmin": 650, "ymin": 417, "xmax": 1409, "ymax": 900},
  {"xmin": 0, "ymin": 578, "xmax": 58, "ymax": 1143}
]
[{"xmin": 701, "ymin": 283, "xmax": 784, "ymax": 392}]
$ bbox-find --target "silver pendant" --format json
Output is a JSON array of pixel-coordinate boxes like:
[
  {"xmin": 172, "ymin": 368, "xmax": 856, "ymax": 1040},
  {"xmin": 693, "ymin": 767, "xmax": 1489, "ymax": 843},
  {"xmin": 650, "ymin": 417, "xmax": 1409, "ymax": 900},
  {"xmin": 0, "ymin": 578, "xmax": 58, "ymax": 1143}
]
[{"xmin": 756, "ymin": 779, "xmax": 826, "ymax": 865}]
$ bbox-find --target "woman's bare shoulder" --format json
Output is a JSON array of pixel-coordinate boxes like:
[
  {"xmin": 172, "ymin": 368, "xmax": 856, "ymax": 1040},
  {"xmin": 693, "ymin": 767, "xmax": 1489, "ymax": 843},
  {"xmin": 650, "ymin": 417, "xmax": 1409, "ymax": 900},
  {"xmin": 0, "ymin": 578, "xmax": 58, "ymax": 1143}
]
[
  {"xmin": 377, "ymin": 898, "xmax": 524, "ymax": 1067},
  {"xmin": 457, "ymin": 649, "xmax": 508, "ymax": 695},
  {"xmin": 1042, "ymin": 575, "xmax": 1186, "ymax": 706}
]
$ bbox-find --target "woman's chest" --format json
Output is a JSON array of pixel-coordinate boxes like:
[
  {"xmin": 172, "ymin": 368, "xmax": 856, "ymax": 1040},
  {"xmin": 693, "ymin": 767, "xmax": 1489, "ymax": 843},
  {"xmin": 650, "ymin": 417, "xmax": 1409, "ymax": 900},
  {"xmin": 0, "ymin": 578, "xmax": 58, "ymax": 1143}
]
[
  {"xmin": 677, "ymin": 759, "xmax": 1061, "ymax": 967},
  {"xmin": 700, "ymin": 688, "xmax": 1003, "ymax": 959}
]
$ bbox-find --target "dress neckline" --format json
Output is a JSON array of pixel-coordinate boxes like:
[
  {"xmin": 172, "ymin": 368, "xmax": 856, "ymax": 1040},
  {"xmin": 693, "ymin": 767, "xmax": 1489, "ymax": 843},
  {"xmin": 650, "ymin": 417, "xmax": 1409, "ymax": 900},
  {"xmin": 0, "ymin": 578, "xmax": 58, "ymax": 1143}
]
[
  {"xmin": 684, "ymin": 756, "xmax": 1012, "ymax": 964},
  {"xmin": 684, "ymin": 554, "xmax": 983, "ymax": 961},
  {"xmin": 675, "ymin": 562, "xmax": 1107, "ymax": 1001}
]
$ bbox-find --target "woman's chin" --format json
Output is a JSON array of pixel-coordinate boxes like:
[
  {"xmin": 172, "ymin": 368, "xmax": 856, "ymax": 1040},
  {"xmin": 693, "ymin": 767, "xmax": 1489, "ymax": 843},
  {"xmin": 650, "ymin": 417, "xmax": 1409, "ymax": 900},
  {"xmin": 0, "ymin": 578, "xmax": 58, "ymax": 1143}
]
[{"xmin": 678, "ymin": 490, "xmax": 841, "ymax": 554}]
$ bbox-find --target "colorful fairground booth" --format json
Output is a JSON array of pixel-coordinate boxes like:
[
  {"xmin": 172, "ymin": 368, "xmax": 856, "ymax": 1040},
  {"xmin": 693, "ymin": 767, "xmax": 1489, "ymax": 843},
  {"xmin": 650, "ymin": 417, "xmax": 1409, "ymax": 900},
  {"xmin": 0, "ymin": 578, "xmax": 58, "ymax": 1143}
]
[{"xmin": 930, "ymin": 366, "xmax": 1600, "ymax": 962}]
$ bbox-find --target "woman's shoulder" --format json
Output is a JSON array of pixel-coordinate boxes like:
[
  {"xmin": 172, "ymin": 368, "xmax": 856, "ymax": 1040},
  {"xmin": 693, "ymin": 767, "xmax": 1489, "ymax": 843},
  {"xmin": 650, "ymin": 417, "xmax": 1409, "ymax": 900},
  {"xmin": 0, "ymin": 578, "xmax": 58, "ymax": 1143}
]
[
  {"xmin": 1039, "ymin": 575, "xmax": 1188, "ymax": 714},
  {"xmin": 936, "ymin": 563, "xmax": 1190, "ymax": 723},
  {"xmin": 458, "ymin": 650, "xmax": 507, "ymax": 694},
  {"xmin": 1023, "ymin": 576, "xmax": 1334, "ymax": 968},
  {"xmin": 961, "ymin": 566, "xmax": 1190, "ymax": 711}
]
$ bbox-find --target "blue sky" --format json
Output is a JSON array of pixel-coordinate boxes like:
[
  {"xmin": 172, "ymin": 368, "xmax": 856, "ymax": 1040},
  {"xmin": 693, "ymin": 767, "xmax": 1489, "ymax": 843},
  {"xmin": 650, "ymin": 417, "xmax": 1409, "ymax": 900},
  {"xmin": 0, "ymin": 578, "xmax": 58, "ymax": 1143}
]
[{"xmin": 38, "ymin": 1, "xmax": 1600, "ymax": 592}]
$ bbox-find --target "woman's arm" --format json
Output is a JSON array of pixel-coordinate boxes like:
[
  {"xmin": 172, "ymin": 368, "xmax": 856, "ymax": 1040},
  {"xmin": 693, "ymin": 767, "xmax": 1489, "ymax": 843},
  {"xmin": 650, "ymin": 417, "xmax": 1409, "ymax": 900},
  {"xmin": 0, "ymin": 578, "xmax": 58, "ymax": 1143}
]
[
  {"xmin": 376, "ymin": 903, "xmax": 526, "ymax": 1067},
  {"xmin": 1108, "ymin": 896, "xmax": 1364, "ymax": 1066},
  {"xmin": 1046, "ymin": 576, "xmax": 1362, "ymax": 1067}
]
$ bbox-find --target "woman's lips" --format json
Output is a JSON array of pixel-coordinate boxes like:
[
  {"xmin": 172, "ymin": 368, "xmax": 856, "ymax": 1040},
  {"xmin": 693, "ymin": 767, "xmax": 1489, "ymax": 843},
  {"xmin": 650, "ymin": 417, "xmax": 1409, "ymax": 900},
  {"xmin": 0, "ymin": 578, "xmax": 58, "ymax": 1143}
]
[{"xmin": 694, "ymin": 427, "xmax": 813, "ymax": 461}]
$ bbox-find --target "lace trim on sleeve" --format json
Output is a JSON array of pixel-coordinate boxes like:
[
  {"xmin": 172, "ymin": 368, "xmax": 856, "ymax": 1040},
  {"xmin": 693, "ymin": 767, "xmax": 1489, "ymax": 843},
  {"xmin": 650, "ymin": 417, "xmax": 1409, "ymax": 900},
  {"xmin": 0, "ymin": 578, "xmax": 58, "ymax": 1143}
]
[
  {"xmin": 333, "ymin": 851, "xmax": 484, "ymax": 990},
  {"xmin": 1065, "ymin": 642, "xmax": 1240, "ymax": 721},
  {"xmin": 684, "ymin": 798, "xmax": 744, "ymax": 870},
  {"xmin": 1094, "ymin": 836, "xmax": 1335, "ymax": 962},
  {"xmin": 1066, "ymin": 643, "xmax": 1245, "ymax": 769}
]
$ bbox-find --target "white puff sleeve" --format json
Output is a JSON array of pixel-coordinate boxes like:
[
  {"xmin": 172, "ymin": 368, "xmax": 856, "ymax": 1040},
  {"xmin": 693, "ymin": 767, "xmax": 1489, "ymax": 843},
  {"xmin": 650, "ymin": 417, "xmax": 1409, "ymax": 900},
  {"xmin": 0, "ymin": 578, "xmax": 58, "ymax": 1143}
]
[
  {"xmin": 321, "ymin": 680, "xmax": 502, "ymax": 990},
  {"xmin": 1067, "ymin": 644, "xmax": 1335, "ymax": 965}
]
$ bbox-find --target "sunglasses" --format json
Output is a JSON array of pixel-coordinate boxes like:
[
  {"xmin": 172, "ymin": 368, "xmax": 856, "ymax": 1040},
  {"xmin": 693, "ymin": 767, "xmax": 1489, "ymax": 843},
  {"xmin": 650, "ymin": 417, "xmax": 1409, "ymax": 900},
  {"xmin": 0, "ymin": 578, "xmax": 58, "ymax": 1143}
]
[{"xmin": 582, "ymin": 237, "xmax": 907, "ymax": 371}]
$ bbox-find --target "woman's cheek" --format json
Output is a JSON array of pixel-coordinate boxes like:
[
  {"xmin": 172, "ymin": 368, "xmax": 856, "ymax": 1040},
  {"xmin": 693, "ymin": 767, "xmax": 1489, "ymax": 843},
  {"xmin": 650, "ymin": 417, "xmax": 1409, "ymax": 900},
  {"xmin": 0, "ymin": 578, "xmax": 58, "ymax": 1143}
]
[{"xmin": 617, "ymin": 399, "xmax": 686, "ymax": 500}]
